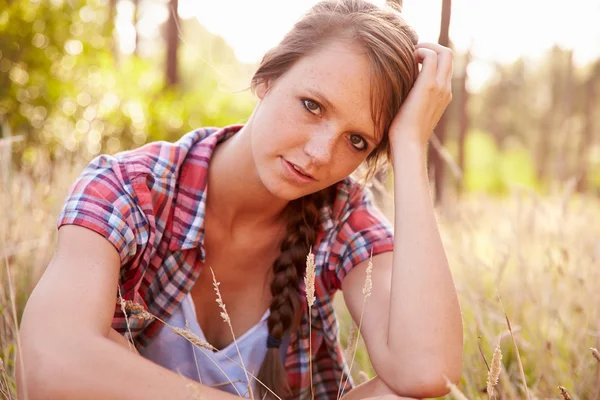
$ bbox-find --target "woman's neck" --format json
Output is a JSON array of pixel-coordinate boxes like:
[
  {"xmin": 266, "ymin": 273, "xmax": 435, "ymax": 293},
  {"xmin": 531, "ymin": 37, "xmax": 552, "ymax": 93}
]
[{"xmin": 206, "ymin": 124, "xmax": 289, "ymax": 233}]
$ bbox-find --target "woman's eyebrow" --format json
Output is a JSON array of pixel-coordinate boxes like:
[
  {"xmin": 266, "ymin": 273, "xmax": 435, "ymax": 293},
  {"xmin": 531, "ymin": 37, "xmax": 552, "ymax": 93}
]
[
  {"xmin": 305, "ymin": 88, "xmax": 377, "ymax": 144},
  {"xmin": 305, "ymin": 88, "xmax": 336, "ymax": 112}
]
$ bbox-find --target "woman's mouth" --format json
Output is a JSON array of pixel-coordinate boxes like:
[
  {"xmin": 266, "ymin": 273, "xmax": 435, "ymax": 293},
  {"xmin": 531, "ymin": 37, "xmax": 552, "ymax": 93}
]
[{"xmin": 281, "ymin": 157, "xmax": 316, "ymax": 183}]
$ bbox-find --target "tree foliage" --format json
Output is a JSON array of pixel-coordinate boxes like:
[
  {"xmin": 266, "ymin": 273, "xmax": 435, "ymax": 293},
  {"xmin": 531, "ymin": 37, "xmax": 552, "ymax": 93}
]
[{"xmin": 0, "ymin": 0, "xmax": 255, "ymax": 168}]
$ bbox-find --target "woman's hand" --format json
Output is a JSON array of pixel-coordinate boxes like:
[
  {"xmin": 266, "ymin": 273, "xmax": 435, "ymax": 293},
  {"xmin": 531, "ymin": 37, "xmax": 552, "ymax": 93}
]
[
  {"xmin": 363, "ymin": 396, "xmax": 423, "ymax": 400},
  {"xmin": 388, "ymin": 42, "xmax": 453, "ymax": 151}
]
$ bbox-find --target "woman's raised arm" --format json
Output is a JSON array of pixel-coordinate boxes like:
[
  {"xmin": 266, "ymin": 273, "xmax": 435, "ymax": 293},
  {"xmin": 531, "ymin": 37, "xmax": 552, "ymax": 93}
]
[{"xmin": 17, "ymin": 225, "xmax": 239, "ymax": 400}]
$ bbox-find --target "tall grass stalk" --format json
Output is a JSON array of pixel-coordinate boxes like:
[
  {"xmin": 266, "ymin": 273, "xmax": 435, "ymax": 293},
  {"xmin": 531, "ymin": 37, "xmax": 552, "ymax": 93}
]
[
  {"xmin": 337, "ymin": 251, "xmax": 373, "ymax": 400},
  {"xmin": 211, "ymin": 267, "xmax": 254, "ymax": 399},
  {"xmin": 117, "ymin": 286, "xmax": 136, "ymax": 353},
  {"xmin": 499, "ymin": 296, "xmax": 530, "ymax": 400},
  {"xmin": 122, "ymin": 297, "xmax": 284, "ymax": 399},
  {"xmin": 120, "ymin": 296, "xmax": 244, "ymax": 397},
  {"xmin": 2, "ymin": 239, "xmax": 26, "ymax": 400},
  {"xmin": 559, "ymin": 386, "xmax": 573, "ymax": 400},
  {"xmin": 305, "ymin": 248, "xmax": 316, "ymax": 400},
  {"xmin": 445, "ymin": 377, "xmax": 470, "ymax": 400},
  {"xmin": 486, "ymin": 344, "xmax": 502, "ymax": 399}
]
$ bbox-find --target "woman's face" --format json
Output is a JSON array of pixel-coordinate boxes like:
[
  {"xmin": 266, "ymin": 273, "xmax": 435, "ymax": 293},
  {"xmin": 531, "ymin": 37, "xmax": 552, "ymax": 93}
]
[{"xmin": 250, "ymin": 39, "xmax": 379, "ymax": 201}]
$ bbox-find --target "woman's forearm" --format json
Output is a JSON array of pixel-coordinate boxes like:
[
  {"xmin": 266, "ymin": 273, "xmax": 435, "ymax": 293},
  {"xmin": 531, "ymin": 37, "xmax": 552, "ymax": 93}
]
[
  {"xmin": 19, "ymin": 331, "xmax": 241, "ymax": 400},
  {"xmin": 340, "ymin": 376, "xmax": 422, "ymax": 400},
  {"xmin": 385, "ymin": 139, "xmax": 463, "ymax": 382}
]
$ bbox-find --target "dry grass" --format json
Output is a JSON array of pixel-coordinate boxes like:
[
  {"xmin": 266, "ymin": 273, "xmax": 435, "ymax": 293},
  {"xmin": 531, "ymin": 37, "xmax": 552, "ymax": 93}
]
[
  {"xmin": 305, "ymin": 247, "xmax": 316, "ymax": 400},
  {"xmin": 337, "ymin": 251, "xmax": 373, "ymax": 400},
  {"xmin": 446, "ymin": 377, "xmax": 470, "ymax": 400},
  {"xmin": 2, "ymin": 152, "xmax": 600, "ymax": 399},
  {"xmin": 559, "ymin": 386, "xmax": 573, "ymax": 400},
  {"xmin": 210, "ymin": 267, "xmax": 254, "ymax": 398},
  {"xmin": 486, "ymin": 344, "xmax": 502, "ymax": 399}
]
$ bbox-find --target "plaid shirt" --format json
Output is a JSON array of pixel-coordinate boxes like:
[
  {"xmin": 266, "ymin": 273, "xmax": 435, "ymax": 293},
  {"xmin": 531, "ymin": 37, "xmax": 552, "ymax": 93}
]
[{"xmin": 58, "ymin": 125, "xmax": 394, "ymax": 399}]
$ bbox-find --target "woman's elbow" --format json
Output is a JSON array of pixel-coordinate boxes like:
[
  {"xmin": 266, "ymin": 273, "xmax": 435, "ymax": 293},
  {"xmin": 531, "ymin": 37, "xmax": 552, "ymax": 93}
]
[
  {"xmin": 17, "ymin": 360, "xmax": 60, "ymax": 400},
  {"xmin": 17, "ymin": 322, "xmax": 90, "ymax": 400},
  {"xmin": 17, "ymin": 334, "xmax": 62, "ymax": 400},
  {"xmin": 377, "ymin": 357, "xmax": 463, "ymax": 399}
]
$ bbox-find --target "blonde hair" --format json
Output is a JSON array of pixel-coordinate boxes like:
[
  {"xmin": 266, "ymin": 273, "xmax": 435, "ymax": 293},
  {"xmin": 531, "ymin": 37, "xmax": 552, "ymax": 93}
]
[{"xmin": 251, "ymin": 0, "xmax": 419, "ymax": 397}]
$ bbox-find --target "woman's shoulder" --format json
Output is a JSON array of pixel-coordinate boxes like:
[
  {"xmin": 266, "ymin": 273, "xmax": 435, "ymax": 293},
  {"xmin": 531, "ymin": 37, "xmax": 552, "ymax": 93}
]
[
  {"xmin": 316, "ymin": 175, "xmax": 394, "ymax": 292},
  {"xmin": 321, "ymin": 175, "xmax": 393, "ymax": 258},
  {"xmin": 328, "ymin": 175, "xmax": 386, "ymax": 224},
  {"xmin": 57, "ymin": 127, "xmax": 224, "ymax": 264},
  {"xmin": 104, "ymin": 127, "xmax": 221, "ymax": 180}
]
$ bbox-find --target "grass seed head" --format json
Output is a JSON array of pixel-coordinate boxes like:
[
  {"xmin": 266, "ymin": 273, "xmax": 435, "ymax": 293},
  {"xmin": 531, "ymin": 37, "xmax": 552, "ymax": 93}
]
[
  {"xmin": 171, "ymin": 326, "xmax": 216, "ymax": 351},
  {"xmin": 121, "ymin": 299, "xmax": 155, "ymax": 320},
  {"xmin": 559, "ymin": 386, "xmax": 572, "ymax": 400},
  {"xmin": 486, "ymin": 344, "xmax": 502, "ymax": 399},
  {"xmin": 591, "ymin": 347, "xmax": 600, "ymax": 363},
  {"xmin": 305, "ymin": 248, "xmax": 316, "ymax": 307},
  {"xmin": 362, "ymin": 254, "xmax": 373, "ymax": 298},
  {"xmin": 210, "ymin": 268, "xmax": 231, "ymax": 323}
]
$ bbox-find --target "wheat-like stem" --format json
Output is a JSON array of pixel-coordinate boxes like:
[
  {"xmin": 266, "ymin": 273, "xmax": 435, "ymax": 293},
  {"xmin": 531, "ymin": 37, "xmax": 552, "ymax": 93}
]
[
  {"xmin": 156, "ymin": 314, "xmax": 242, "ymax": 397},
  {"xmin": 498, "ymin": 295, "xmax": 530, "ymax": 400},
  {"xmin": 0, "ymin": 358, "xmax": 12, "ymax": 400},
  {"xmin": 591, "ymin": 347, "xmax": 600, "ymax": 363},
  {"xmin": 123, "ymin": 299, "xmax": 282, "ymax": 399},
  {"xmin": 122, "ymin": 300, "xmax": 240, "ymax": 396},
  {"xmin": 2, "ymin": 238, "xmax": 27, "ymax": 400},
  {"xmin": 202, "ymin": 349, "xmax": 282, "ymax": 400},
  {"xmin": 445, "ymin": 377, "xmax": 470, "ymax": 400},
  {"xmin": 559, "ymin": 386, "xmax": 573, "ymax": 400},
  {"xmin": 116, "ymin": 286, "xmax": 136, "ymax": 353},
  {"xmin": 337, "ymin": 252, "xmax": 373, "ymax": 400},
  {"xmin": 211, "ymin": 267, "xmax": 254, "ymax": 399},
  {"xmin": 486, "ymin": 344, "xmax": 502, "ymax": 399},
  {"xmin": 122, "ymin": 298, "xmax": 155, "ymax": 321},
  {"xmin": 305, "ymin": 248, "xmax": 316, "ymax": 400},
  {"xmin": 343, "ymin": 323, "xmax": 358, "ymax": 365},
  {"xmin": 186, "ymin": 320, "xmax": 203, "ymax": 385},
  {"xmin": 185, "ymin": 381, "xmax": 206, "ymax": 400}
]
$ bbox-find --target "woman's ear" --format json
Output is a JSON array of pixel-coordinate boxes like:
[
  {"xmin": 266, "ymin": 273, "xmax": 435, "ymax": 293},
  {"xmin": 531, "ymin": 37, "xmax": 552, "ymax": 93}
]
[{"xmin": 255, "ymin": 78, "xmax": 271, "ymax": 100}]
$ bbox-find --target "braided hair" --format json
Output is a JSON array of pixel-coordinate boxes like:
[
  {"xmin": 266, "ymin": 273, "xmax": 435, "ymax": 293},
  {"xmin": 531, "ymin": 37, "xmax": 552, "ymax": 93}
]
[{"xmin": 251, "ymin": 0, "xmax": 419, "ymax": 397}]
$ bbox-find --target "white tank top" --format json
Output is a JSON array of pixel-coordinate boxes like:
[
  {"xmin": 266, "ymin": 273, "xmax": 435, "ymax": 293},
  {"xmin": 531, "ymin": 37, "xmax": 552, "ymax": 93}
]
[{"xmin": 140, "ymin": 292, "xmax": 270, "ymax": 397}]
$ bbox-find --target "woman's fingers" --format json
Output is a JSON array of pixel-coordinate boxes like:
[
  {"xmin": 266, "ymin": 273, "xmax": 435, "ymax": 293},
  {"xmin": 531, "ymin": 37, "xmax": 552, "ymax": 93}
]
[
  {"xmin": 415, "ymin": 42, "xmax": 453, "ymax": 87},
  {"xmin": 414, "ymin": 47, "xmax": 438, "ymax": 82}
]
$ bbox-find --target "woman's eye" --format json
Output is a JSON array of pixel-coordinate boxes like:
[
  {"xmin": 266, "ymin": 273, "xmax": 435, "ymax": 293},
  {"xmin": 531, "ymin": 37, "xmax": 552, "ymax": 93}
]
[
  {"xmin": 350, "ymin": 134, "xmax": 367, "ymax": 151},
  {"xmin": 302, "ymin": 99, "xmax": 322, "ymax": 116}
]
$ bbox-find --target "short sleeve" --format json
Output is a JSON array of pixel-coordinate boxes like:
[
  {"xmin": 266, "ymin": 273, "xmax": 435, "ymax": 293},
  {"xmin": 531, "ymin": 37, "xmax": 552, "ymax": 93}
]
[
  {"xmin": 325, "ymin": 186, "xmax": 394, "ymax": 291},
  {"xmin": 57, "ymin": 154, "xmax": 150, "ymax": 265}
]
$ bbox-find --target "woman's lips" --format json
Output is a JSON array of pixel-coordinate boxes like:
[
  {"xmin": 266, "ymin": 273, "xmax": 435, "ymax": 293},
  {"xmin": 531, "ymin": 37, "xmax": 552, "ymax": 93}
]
[{"xmin": 281, "ymin": 157, "xmax": 316, "ymax": 183}]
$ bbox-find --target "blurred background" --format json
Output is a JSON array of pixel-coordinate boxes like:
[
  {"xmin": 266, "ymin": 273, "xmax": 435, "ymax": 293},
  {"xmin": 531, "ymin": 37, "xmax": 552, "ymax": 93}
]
[{"xmin": 1, "ymin": 0, "xmax": 600, "ymax": 399}]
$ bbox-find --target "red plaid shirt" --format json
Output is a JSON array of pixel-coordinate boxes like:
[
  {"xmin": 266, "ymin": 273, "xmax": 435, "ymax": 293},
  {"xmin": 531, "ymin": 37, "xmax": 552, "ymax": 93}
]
[{"xmin": 58, "ymin": 125, "xmax": 394, "ymax": 399}]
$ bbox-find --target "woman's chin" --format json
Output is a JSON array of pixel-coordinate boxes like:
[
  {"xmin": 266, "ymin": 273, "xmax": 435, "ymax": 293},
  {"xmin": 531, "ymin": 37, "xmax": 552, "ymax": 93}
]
[
  {"xmin": 260, "ymin": 175, "xmax": 314, "ymax": 202},
  {"xmin": 256, "ymin": 160, "xmax": 322, "ymax": 201}
]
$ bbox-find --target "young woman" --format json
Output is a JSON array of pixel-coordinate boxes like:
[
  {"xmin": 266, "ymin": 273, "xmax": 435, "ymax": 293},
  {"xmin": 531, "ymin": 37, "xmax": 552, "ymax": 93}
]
[{"xmin": 17, "ymin": 0, "xmax": 463, "ymax": 399}]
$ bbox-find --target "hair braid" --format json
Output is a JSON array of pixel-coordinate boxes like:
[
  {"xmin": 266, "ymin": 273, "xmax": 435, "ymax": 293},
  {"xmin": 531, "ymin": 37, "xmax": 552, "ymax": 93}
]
[{"xmin": 256, "ymin": 188, "xmax": 334, "ymax": 399}]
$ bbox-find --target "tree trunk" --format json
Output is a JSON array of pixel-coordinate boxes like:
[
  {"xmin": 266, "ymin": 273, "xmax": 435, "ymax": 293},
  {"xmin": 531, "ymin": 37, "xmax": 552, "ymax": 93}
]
[
  {"xmin": 556, "ymin": 50, "xmax": 573, "ymax": 182},
  {"xmin": 133, "ymin": 0, "xmax": 141, "ymax": 57},
  {"xmin": 577, "ymin": 70, "xmax": 597, "ymax": 192},
  {"xmin": 165, "ymin": 0, "xmax": 179, "ymax": 88},
  {"xmin": 427, "ymin": 0, "xmax": 452, "ymax": 204},
  {"xmin": 108, "ymin": 0, "xmax": 119, "ymax": 62},
  {"xmin": 537, "ymin": 47, "xmax": 561, "ymax": 183},
  {"xmin": 457, "ymin": 50, "xmax": 470, "ymax": 195}
]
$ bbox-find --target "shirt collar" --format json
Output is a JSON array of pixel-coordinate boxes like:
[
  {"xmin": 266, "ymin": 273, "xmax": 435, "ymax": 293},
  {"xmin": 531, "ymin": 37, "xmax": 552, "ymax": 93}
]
[
  {"xmin": 168, "ymin": 124, "xmax": 242, "ymax": 252},
  {"xmin": 168, "ymin": 124, "xmax": 343, "ymax": 252}
]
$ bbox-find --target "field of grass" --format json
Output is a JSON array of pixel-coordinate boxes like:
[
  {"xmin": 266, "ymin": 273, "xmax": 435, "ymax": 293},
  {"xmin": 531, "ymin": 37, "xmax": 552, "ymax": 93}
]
[{"xmin": 1, "ymin": 153, "xmax": 600, "ymax": 399}]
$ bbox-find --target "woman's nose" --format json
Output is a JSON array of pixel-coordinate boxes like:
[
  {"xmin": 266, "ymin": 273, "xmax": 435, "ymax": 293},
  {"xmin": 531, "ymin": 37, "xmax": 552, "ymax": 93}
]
[{"xmin": 303, "ymin": 129, "xmax": 337, "ymax": 166}]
